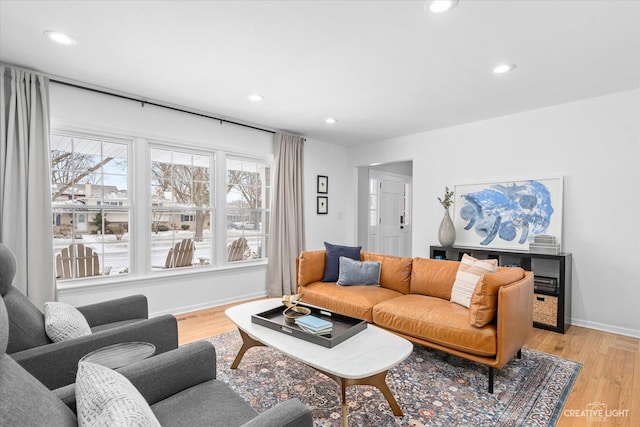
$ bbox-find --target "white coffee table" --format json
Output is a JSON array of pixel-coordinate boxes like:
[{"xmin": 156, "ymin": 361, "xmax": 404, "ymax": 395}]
[{"xmin": 225, "ymin": 298, "xmax": 413, "ymax": 426}]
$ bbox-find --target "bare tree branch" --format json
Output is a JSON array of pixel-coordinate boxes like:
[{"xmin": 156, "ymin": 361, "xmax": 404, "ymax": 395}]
[{"xmin": 51, "ymin": 157, "xmax": 114, "ymax": 200}]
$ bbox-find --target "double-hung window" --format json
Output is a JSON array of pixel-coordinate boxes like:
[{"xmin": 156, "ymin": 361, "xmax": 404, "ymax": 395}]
[
  {"xmin": 51, "ymin": 133, "xmax": 130, "ymax": 279},
  {"xmin": 51, "ymin": 131, "xmax": 271, "ymax": 284},
  {"xmin": 150, "ymin": 147, "xmax": 212, "ymax": 269},
  {"xmin": 226, "ymin": 156, "xmax": 270, "ymax": 262}
]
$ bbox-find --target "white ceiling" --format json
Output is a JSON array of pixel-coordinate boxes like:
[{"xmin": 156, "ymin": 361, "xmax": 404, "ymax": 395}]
[{"xmin": 1, "ymin": 0, "xmax": 639, "ymax": 146}]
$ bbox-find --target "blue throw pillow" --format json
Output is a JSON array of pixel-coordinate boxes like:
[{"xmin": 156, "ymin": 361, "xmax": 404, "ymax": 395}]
[
  {"xmin": 337, "ymin": 256, "xmax": 381, "ymax": 286},
  {"xmin": 322, "ymin": 242, "xmax": 362, "ymax": 282}
]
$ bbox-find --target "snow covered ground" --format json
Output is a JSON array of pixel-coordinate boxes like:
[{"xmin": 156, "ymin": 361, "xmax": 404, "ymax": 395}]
[{"xmin": 53, "ymin": 228, "xmax": 264, "ymax": 276}]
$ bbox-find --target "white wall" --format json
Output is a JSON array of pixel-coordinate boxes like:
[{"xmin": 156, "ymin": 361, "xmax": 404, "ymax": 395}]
[
  {"xmin": 303, "ymin": 138, "xmax": 353, "ymax": 250},
  {"xmin": 348, "ymin": 89, "xmax": 640, "ymax": 338},
  {"xmin": 50, "ymin": 82, "xmax": 640, "ymax": 336},
  {"xmin": 50, "ymin": 83, "xmax": 274, "ymax": 316},
  {"xmin": 50, "ymin": 83, "xmax": 351, "ymax": 316}
]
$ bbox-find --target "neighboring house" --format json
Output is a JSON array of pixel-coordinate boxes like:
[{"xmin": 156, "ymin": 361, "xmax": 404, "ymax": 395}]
[{"xmin": 52, "ymin": 183, "xmax": 128, "ymax": 236}]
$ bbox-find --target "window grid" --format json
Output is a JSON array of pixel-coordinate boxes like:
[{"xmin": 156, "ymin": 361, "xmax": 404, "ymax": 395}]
[
  {"xmin": 150, "ymin": 147, "xmax": 213, "ymax": 269},
  {"xmin": 50, "ymin": 133, "xmax": 131, "ymax": 280},
  {"xmin": 50, "ymin": 130, "xmax": 271, "ymax": 284}
]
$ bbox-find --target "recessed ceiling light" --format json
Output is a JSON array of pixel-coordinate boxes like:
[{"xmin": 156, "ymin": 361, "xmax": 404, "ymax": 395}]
[
  {"xmin": 425, "ymin": 0, "xmax": 458, "ymax": 14},
  {"xmin": 493, "ymin": 63, "xmax": 516, "ymax": 74},
  {"xmin": 246, "ymin": 94, "xmax": 264, "ymax": 102},
  {"xmin": 325, "ymin": 118, "xmax": 338, "ymax": 124},
  {"xmin": 44, "ymin": 30, "xmax": 77, "ymax": 46}
]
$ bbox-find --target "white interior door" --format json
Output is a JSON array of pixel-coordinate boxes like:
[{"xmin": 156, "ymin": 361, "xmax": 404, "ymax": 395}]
[{"xmin": 369, "ymin": 172, "xmax": 411, "ymax": 257}]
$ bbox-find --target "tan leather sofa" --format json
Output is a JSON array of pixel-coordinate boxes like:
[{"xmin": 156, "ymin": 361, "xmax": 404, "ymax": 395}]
[{"xmin": 296, "ymin": 250, "xmax": 534, "ymax": 393}]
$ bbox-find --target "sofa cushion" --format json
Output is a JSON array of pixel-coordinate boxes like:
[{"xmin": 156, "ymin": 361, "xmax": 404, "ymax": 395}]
[
  {"xmin": 372, "ymin": 294, "xmax": 497, "ymax": 357},
  {"xmin": 450, "ymin": 254, "xmax": 498, "ymax": 308},
  {"xmin": 76, "ymin": 361, "xmax": 161, "ymax": 426},
  {"xmin": 469, "ymin": 267, "xmax": 526, "ymax": 327},
  {"xmin": 362, "ymin": 253, "xmax": 413, "ymax": 294},
  {"xmin": 322, "ymin": 242, "xmax": 362, "ymax": 282},
  {"xmin": 337, "ymin": 257, "xmax": 381, "ymax": 286},
  {"xmin": 44, "ymin": 302, "xmax": 92, "ymax": 342},
  {"xmin": 298, "ymin": 282, "xmax": 403, "ymax": 323},
  {"xmin": 409, "ymin": 258, "xmax": 459, "ymax": 300},
  {"xmin": 297, "ymin": 250, "xmax": 326, "ymax": 287},
  {"xmin": 151, "ymin": 380, "xmax": 257, "ymax": 426}
]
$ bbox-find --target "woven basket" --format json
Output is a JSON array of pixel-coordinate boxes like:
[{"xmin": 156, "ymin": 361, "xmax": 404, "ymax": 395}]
[{"xmin": 533, "ymin": 293, "xmax": 558, "ymax": 327}]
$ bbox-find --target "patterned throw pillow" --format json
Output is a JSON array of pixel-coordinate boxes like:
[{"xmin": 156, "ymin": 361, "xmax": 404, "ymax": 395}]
[
  {"xmin": 337, "ymin": 256, "xmax": 381, "ymax": 286},
  {"xmin": 450, "ymin": 254, "xmax": 498, "ymax": 308},
  {"xmin": 44, "ymin": 302, "xmax": 92, "ymax": 342},
  {"xmin": 76, "ymin": 362, "xmax": 161, "ymax": 427}
]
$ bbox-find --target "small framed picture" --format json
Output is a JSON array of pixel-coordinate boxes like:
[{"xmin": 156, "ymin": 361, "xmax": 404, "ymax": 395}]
[
  {"xmin": 317, "ymin": 196, "xmax": 328, "ymax": 214},
  {"xmin": 317, "ymin": 175, "xmax": 328, "ymax": 194}
]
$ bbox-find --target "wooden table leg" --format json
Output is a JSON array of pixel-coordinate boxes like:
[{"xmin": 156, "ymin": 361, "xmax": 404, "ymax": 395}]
[
  {"xmin": 230, "ymin": 329, "xmax": 264, "ymax": 369},
  {"xmin": 341, "ymin": 382, "xmax": 348, "ymax": 427},
  {"xmin": 319, "ymin": 368, "xmax": 403, "ymax": 425},
  {"xmin": 342, "ymin": 370, "xmax": 403, "ymax": 417}
]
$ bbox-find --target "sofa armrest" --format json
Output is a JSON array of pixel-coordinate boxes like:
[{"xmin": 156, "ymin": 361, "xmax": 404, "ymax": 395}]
[
  {"xmin": 117, "ymin": 341, "xmax": 217, "ymax": 405},
  {"xmin": 241, "ymin": 398, "xmax": 313, "ymax": 427},
  {"xmin": 11, "ymin": 314, "xmax": 178, "ymax": 389},
  {"xmin": 296, "ymin": 250, "xmax": 326, "ymax": 287},
  {"xmin": 495, "ymin": 272, "xmax": 534, "ymax": 367},
  {"xmin": 54, "ymin": 341, "xmax": 216, "ymax": 413},
  {"xmin": 77, "ymin": 294, "xmax": 148, "ymax": 327}
]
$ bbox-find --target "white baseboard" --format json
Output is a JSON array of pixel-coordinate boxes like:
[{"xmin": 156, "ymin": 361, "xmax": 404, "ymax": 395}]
[
  {"xmin": 150, "ymin": 291, "xmax": 268, "ymax": 318},
  {"xmin": 569, "ymin": 318, "xmax": 640, "ymax": 339}
]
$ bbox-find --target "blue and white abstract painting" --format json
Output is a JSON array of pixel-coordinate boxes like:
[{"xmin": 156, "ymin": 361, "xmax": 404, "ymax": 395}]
[{"xmin": 453, "ymin": 177, "xmax": 563, "ymax": 250}]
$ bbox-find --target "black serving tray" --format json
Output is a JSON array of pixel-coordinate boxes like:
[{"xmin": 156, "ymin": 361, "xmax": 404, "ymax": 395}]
[{"xmin": 251, "ymin": 304, "xmax": 367, "ymax": 348}]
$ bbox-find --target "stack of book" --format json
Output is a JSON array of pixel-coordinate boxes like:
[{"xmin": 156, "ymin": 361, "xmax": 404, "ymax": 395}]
[
  {"xmin": 534, "ymin": 276, "xmax": 558, "ymax": 294},
  {"xmin": 529, "ymin": 235, "xmax": 560, "ymax": 255},
  {"xmin": 295, "ymin": 315, "xmax": 333, "ymax": 336}
]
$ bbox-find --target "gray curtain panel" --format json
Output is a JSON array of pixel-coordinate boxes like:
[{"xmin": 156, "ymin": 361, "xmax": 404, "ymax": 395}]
[
  {"xmin": 266, "ymin": 133, "xmax": 305, "ymax": 296},
  {"xmin": 0, "ymin": 65, "xmax": 55, "ymax": 307}
]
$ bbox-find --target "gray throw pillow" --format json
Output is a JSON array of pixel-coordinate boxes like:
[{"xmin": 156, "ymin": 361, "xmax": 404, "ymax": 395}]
[
  {"xmin": 76, "ymin": 361, "xmax": 161, "ymax": 427},
  {"xmin": 337, "ymin": 256, "xmax": 381, "ymax": 286},
  {"xmin": 44, "ymin": 302, "xmax": 92, "ymax": 342}
]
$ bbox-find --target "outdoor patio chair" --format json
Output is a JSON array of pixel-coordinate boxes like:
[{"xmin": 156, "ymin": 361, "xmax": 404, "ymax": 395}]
[
  {"xmin": 0, "ymin": 243, "xmax": 178, "ymax": 389},
  {"xmin": 55, "ymin": 243, "xmax": 99, "ymax": 279},
  {"xmin": 165, "ymin": 238, "xmax": 195, "ymax": 268},
  {"xmin": 228, "ymin": 237, "xmax": 250, "ymax": 262}
]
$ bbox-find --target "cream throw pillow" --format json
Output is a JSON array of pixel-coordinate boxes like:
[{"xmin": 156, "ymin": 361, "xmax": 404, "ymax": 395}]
[
  {"xmin": 44, "ymin": 302, "xmax": 92, "ymax": 342},
  {"xmin": 450, "ymin": 254, "xmax": 497, "ymax": 308},
  {"xmin": 76, "ymin": 361, "xmax": 161, "ymax": 427}
]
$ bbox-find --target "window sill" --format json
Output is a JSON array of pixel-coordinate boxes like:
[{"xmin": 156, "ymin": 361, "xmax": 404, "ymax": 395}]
[{"xmin": 56, "ymin": 259, "xmax": 268, "ymax": 292}]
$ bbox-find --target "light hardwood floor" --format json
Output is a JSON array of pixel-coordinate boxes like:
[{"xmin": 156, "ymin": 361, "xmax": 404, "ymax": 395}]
[{"xmin": 177, "ymin": 299, "xmax": 639, "ymax": 427}]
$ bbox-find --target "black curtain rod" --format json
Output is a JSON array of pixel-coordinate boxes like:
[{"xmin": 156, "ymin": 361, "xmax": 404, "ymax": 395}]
[{"xmin": 50, "ymin": 79, "xmax": 276, "ymax": 135}]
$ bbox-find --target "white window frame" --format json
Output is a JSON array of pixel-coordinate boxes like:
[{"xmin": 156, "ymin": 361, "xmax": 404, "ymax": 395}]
[
  {"xmin": 224, "ymin": 154, "xmax": 271, "ymax": 264},
  {"xmin": 52, "ymin": 127, "xmax": 272, "ymax": 289},
  {"xmin": 50, "ymin": 129, "xmax": 132, "ymax": 284},
  {"xmin": 148, "ymin": 143, "xmax": 215, "ymax": 272}
]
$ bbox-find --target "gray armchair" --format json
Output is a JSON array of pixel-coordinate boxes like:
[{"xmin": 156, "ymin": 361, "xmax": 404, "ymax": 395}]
[
  {"xmin": 0, "ymin": 297, "xmax": 313, "ymax": 427},
  {"xmin": 0, "ymin": 243, "xmax": 178, "ymax": 389}
]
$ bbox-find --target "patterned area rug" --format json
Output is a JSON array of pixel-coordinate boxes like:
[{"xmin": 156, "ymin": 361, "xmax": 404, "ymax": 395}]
[{"xmin": 207, "ymin": 330, "xmax": 580, "ymax": 426}]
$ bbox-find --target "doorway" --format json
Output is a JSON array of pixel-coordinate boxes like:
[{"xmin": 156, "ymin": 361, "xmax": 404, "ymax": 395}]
[{"xmin": 358, "ymin": 161, "xmax": 412, "ymax": 257}]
